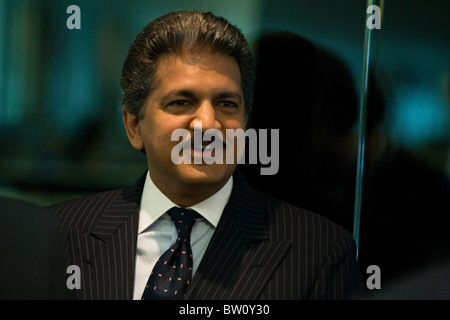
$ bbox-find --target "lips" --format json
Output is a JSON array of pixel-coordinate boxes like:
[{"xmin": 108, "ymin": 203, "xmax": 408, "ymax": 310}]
[
  {"xmin": 191, "ymin": 136, "xmax": 226, "ymax": 158},
  {"xmin": 171, "ymin": 128, "xmax": 229, "ymax": 165},
  {"xmin": 192, "ymin": 137, "xmax": 225, "ymax": 149}
]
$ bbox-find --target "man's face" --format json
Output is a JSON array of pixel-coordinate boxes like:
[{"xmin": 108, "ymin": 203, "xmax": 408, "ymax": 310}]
[{"xmin": 123, "ymin": 51, "xmax": 246, "ymax": 205}]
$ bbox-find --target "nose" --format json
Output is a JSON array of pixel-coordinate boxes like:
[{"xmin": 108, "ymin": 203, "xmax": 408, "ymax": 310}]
[{"xmin": 189, "ymin": 101, "xmax": 221, "ymax": 132}]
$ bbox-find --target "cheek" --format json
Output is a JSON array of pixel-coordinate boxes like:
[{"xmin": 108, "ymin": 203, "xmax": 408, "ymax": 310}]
[
  {"xmin": 218, "ymin": 112, "xmax": 246, "ymax": 129},
  {"xmin": 225, "ymin": 118, "xmax": 246, "ymax": 131},
  {"xmin": 141, "ymin": 114, "xmax": 188, "ymax": 152}
]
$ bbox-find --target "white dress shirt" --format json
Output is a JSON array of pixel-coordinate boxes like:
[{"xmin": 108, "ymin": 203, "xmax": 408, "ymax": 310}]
[{"xmin": 132, "ymin": 171, "xmax": 233, "ymax": 300}]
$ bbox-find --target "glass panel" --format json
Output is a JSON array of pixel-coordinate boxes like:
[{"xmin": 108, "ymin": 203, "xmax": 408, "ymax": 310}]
[
  {"xmin": 239, "ymin": 0, "xmax": 367, "ymax": 240},
  {"xmin": 357, "ymin": 0, "xmax": 450, "ymax": 297}
]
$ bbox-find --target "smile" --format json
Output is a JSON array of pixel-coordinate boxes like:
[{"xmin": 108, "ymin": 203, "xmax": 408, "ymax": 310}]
[{"xmin": 170, "ymin": 121, "xmax": 280, "ymax": 175}]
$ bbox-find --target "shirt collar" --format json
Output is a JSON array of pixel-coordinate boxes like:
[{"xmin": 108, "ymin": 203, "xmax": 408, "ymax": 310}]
[{"xmin": 138, "ymin": 171, "xmax": 233, "ymax": 233}]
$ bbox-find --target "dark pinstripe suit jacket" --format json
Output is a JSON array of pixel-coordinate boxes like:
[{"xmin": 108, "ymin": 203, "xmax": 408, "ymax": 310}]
[{"xmin": 46, "ymin": 170, "xmax": 364, "ymax": 300}]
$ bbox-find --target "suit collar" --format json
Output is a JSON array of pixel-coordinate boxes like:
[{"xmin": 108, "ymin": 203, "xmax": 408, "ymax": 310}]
[
  {"xmin": 87, "ymin": 169, "xmax": 253, "ymax": 242},
  {"xmin": 138, "ymin": 170, "xmax": 233, "ymax": 233}
]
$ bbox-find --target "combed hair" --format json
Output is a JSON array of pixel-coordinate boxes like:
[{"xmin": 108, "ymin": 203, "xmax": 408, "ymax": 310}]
[{"xmin": 120, "ymin": 11, "xmax": 254, "ymax": 119}]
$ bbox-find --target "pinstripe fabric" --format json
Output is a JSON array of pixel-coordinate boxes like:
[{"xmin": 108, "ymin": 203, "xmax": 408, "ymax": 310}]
[
  {"xmin": 186, "ymin": 171, "xmax": 364, "ymax": 300},
  {"xmin": 46, "ymin": 170, "xmax": 363, "ymax": 300},
  {"xmin": 46, "ymin": 174, "xmax": 145, "ymax": 300}
]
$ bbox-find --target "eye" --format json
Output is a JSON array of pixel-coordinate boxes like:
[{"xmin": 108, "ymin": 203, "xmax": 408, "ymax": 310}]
[
  {"xmin": 168, "ymin": 100, "xmax": 190, "ymax": 106},
  {"xmin": 218, "ymin": 100, "xmax": 238, "ymax": 108}
]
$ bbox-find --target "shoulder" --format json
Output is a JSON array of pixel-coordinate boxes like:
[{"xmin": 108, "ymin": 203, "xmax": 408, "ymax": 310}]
[
  {"xmin": 45, "ymin": 188, "xmax": 124, "ymax": 213},
  {"xmin": 44, "ymin": 189, "xmax": 125, "ymax": 229},
  {"xmin": 259, "ymin": 191, "xmax": 355, "ymax": 250},
  {"xmin": 233, "ymin": 169, "xmax": 353, "ymax": 244},
  {"xmin": 44, "ymin": 172, "xmax": 147, "ymax": 229}
]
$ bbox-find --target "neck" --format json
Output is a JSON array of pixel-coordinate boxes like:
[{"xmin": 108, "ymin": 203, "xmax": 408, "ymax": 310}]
[
  {"xmin": 167, "ymin": 188, "xmax": 219, "ymax": 207},
  {"xmin": 148, "ymin": 171, "xmax": 231, "ymax": 208}
]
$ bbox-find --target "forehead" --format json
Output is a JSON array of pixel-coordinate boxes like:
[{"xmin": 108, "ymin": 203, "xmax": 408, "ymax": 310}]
[{"xmin": 153, "ymin": 52, "xmax": 243, "ymax": 96}]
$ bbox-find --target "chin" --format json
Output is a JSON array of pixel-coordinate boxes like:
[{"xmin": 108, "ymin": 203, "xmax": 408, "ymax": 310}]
[{"xmin": 178, "ymin": 163, "xmax": 234, "ymax": 186}]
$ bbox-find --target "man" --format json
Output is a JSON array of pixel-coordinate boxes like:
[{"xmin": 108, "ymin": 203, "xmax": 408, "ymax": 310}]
[{"xmin": 46, "ymin": 10, "xmax": 364, "ymax": 300}]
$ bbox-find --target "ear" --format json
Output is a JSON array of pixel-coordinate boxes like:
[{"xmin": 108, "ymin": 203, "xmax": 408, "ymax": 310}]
[{"xmin": 122, "ymin": 111, "xmax": 144, "ymax": 151}]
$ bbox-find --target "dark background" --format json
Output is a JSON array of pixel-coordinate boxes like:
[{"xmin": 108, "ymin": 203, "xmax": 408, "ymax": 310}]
[{"xmin": 1, "ymin": 0, "xmax": 449, "ymax": 298}]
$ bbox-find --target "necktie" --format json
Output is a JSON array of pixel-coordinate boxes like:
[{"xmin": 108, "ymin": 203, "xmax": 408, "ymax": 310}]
[{"xmin": 141, "ymin": 207, "xmax": 200, "ymax": 300}]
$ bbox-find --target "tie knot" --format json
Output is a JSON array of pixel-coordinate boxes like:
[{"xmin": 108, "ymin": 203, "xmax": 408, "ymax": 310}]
[{"xmin": 167, "ymin": 207, "xmax": 200, "ymax": 239}]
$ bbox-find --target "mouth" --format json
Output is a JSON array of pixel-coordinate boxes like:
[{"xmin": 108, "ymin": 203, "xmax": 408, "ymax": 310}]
[
  {"xmin": 191, "ymin": 136, "xmax": 226, "ymax": 156},
  {"xmin": 172, "ymin": 129, "xmax": 246, "ymax": 165}
]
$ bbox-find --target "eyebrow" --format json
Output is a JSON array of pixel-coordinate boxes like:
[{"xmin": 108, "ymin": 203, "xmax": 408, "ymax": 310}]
[
  {"xmin": 160, "ymin": 89, "xmax": 242, "ymax": 104},
  {"xmin": 215, "ymin": 91, "xmax": 242, "ymax": 103},
  {"xmin": 163, "ymin": 89, "xmax": 196, "ymax": 100}
]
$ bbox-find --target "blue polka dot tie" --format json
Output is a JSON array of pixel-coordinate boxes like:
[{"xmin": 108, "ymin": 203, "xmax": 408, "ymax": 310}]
[{"xmin": 141, "ymin": 207, "xmax": 200, "ymax": 300}]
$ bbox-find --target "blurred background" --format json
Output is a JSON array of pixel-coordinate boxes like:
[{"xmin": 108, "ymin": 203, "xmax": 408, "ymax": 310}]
[{"xmin": 1, "ymin": 0, "xmax": 449, "ymax": 297}]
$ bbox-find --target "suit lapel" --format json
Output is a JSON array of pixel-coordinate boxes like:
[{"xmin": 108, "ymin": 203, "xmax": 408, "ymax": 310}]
[
  {"xmin": 186, "ymin": 171, "xmax": 292, "ymax": 300},
  {"xmin": 72, "ymin": 173, "xmax": 145, "ymax": 299}
]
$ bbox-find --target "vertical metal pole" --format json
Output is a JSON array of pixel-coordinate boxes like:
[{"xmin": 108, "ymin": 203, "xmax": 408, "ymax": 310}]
[{"xmin": 353, "ymin": 0, "xmax": 376, "ymax": 260}]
